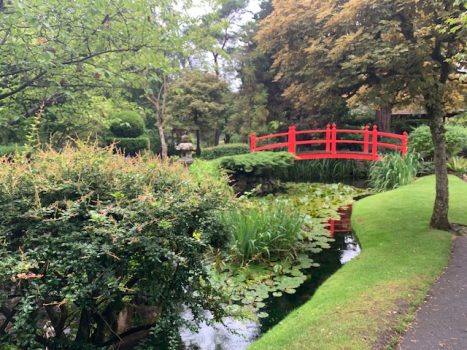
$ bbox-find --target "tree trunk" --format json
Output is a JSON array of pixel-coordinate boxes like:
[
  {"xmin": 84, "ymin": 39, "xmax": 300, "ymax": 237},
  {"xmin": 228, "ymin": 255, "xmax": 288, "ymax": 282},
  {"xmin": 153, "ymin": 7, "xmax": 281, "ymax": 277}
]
[
  {"xmin": 75, "ymin": 309, "xmax": 91, "ymax": 343},
  {"xmin": 157, "ymin": 122, "xmax": 168, "ymax": 159},
  {"xmin": 195, "ymin": 129, "xmax": 201, "ymax": 156},
  {"xmin": 148, "ymin": 76, "xmax": 169, "ymax": 160},
  {"xmin": 214, "ymin": 129, "xmax": 221, "ymax": 146},
  {"xmin": 425, "ymin": 86, "xmax": 450, "ymax": 230},
  {"xmin": 375, "ymin": 106, "xmax": 392, "ymax": 132}
]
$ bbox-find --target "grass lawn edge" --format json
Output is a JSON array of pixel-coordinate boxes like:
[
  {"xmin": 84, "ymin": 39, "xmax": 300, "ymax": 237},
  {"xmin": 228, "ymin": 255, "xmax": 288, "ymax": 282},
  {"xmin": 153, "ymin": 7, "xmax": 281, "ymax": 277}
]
[{"xmin": 249, "ymin": 175, "xmax": 467, "ymax": 350}]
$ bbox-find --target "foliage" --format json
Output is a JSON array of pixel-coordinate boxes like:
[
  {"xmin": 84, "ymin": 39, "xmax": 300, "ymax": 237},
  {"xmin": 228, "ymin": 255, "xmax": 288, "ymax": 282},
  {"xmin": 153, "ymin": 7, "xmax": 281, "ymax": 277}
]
[
  {"xmin": 211, "ymin": 183, "xmax": 363, "ymax": 317},
  {"xmin": 0, "ymin": 144, "xmax": 26, "ymax": 157},
  {"xmin": 257, "ymin": 0, "xmax": 465, "ymax": 115},
  {"xmin": 200, "ymin": 143, "xmax": 250, "ymax": 160},
  {"xmin": 218, "ymin": 151, "xmax": 294, "ymax": 175},
  {"xmin": 409, "ymin": 125, "xmax": 467, "ymax": 159},
  {"xmin": 167, "ymin": 70, "xmax": 230, "ymax": 150},
  {"xmin": 107, "ymin": 136, "xmax": 149, "ymax": 156},
  {"xmin": 276, "ymin": 159, "xmax": 369, "ymax": 183},
  {"xmin": 109, "ymin": 111, "xmax": 145, "ymax": 138},
  {"xmin": 369, "ymin": 154, "xmax": 420, "ymax": 192},
  {"xmin": 222, "ymin": 202, "xmax": 304, "ymax": 265},
  {"xmin": 250, "ymin": 176, "xmax": 467, "ymax": 350},
  {"xmin": 257, "ymin": 0, "xmax": 466, "ymax": 228},
  {"xmin": 0, "ymin": 143, "xmax": 232, "ymax": 349},
  {"xmin": 447, "ymin": 156, "xmax": 467, "ymax": 174}
]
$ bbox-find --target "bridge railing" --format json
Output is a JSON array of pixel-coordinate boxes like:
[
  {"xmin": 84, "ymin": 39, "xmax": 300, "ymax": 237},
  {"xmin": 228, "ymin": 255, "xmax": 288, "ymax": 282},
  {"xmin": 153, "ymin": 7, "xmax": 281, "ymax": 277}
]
[{"xmin": 250, "ymin": 124, "xmax": 408, "ymax": 161}]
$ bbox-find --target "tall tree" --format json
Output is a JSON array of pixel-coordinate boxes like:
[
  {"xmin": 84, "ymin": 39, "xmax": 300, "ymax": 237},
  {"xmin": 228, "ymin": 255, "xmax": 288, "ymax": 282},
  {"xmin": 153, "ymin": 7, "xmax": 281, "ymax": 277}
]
[
  {"xmin": 167, "ymin": 70, "xmax": 229, "ymax": 152},
  {"xmin": 257, "ymin": 0, "xmax": 466, "ymax": 230}
]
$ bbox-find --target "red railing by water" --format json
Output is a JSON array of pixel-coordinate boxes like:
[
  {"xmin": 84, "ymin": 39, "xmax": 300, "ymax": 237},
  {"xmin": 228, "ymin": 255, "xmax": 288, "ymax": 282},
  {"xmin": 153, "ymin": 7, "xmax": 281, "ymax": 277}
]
[{"xmin": 250, "ymin": 124, "xmax": 407, "ymax": 161}]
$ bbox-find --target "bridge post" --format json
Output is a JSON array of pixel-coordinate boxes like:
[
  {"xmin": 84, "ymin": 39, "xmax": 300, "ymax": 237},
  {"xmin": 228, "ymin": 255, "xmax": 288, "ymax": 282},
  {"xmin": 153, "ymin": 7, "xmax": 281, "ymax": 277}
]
[
  {"xmin": 325, "ymin": 123, "xmax": 331, "ymax": 152},
  {"xmin": 372, "ymin": 125, "xmax": 378, "ymax": 160},
  {"xmin": 250, "ymin": 132, "xmax": 256, "ymax": 153},
  {"xmin": 402, "ymin": 131, "xmax": 408, "ymax": 156},
  {"xmin": 363, "ymin": 125, "xmax": 369, "ymax": 153},
  {"xmin": 331, "ymin": 123, "xmax": 337, "ymax": 155},
  {"xmin": 288, "ymin": 125, "xmax": 296, "ymax": 155}
]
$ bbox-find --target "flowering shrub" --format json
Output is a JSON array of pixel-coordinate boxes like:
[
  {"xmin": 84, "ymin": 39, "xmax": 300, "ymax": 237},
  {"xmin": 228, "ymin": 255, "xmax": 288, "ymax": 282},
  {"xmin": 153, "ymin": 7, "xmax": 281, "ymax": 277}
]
[{"xmin": 0, "ymin": 143, "xmax": 231, "ymax": 349}]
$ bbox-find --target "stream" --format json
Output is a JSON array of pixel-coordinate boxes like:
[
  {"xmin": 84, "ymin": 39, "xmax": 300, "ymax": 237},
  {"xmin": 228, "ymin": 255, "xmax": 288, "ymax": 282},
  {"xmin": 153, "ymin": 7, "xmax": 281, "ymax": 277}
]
[{"xmin": 180, "ymin": 231, "xmax": 361, "ymax": 350}]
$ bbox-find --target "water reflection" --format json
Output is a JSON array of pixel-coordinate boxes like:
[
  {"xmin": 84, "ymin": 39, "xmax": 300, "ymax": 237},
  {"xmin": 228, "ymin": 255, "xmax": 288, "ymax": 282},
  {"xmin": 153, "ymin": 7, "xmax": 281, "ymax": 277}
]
[{"xmin": 180, "ymin": 232, "xmax": 360, "ymax": 350}]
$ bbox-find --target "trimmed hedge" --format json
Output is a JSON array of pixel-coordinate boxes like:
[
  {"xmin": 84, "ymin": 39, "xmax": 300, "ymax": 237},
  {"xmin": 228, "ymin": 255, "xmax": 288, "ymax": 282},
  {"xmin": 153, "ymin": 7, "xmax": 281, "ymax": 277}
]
[
  {"xmin": 200, "ymin": 143, "xmax": 250, "ymax": 160},
  {"xmin": 217, "ymin": 152, "xmax": 295, "ymax": 194},
  {"xmin": 0, "ymin": 144, "xmax": 26, "ymax": 157},
  {"xmin": 109, "ymin": 110, "xmax": 145, "ymax": 138},
  {"xmin": 218, "ymin": 151, "xmax": 295, "ymax": 174},
  {"xmin": 107, "ymin": 136, "xmax": 149, "ymax": 155}
]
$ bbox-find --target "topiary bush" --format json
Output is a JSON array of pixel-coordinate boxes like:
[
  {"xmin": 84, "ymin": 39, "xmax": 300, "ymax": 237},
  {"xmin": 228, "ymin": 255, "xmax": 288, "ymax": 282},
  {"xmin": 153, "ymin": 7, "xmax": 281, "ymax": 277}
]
[
  {"xmin": 109, "ymin": 110, "xmax": 145, "ymax": 138},
  {"xmin": 0, "ymin": 143, "xmax": 231, "ymax": 349},
  {"xmin": 200, "ymin": 143, "xmax": 250, "ymax": 160},
  {"xmin": 408, "ymin": 124, "xmax": 467, "ymax": 159},
  {"xmin": 108, "ymin": 135, "xmax": 149, "ymax": 156},
  {"xmin": 0, "ymin": 144, "xmax": 26, "ymax": 157},
  {"xmin": 217, "ymin": 152, "xmax": 295, "ymax": 194}
]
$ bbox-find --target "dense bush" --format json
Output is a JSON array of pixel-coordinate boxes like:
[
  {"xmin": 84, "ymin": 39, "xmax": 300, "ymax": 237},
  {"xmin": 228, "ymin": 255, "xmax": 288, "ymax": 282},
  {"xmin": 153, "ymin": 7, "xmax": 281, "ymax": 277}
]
[
  {"xmin": 447, "ymin": 156, "xmax": 467, "ymax": 174},
  {"xmin": 369, "ymin": 153, "xmax": 419, "ymax": 192},
  {"xmin": 109, "ymin": 110, "xmax": 145, "ymax": 138},
  {"xmin": 217, "ymin": 152, "xmax": 295, "ymax": 194},
  {"xmin": 0, "ymin": 144, "xmax": 231, "ymax": 349},
  {"xmin": 108, "ymin": 135, "xmax": 149, "ymax": 155},
  {"xmin": 0, "ymin": 144, "xmax": 26, "ymax": 157},
  {"xmin": 200, "ymin": 143, "xmax": 250, "ymax": 160},
  {"xmin": 408, "ymin": 125, "xmax": 467, "ymax": 159}
]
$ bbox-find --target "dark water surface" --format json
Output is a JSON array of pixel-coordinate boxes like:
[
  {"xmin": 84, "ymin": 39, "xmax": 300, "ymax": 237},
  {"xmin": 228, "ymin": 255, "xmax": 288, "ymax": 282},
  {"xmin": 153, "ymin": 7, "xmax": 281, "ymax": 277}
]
[{"xmin": 180, "ymin": 232, "xmax": 361, "ymax": 350}]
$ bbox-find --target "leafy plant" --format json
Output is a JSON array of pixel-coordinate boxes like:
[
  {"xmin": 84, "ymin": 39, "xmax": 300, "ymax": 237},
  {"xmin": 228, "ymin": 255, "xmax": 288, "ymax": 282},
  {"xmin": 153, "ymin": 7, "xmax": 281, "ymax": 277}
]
[
  {"xmin": 200, "ymin": 143, "xmax": 250, "ymax": 160},
  {"xmin": 447, "ymin": 156, "xmax": 467, "ymax": 173},
  {"xmin": 223, "ymin": 202, "xmax": 304, "ymax": 265},
  {"xmin": 408, "ymin": 125, "xmax": 467, "ymax": 159},
  {"xmin": 109, "ymin": 110, "xmax": 145, "ymax": 138},
  {"xmin": 107, "ymin": 135, "xmax": 149, "ymax": 155},
  {"xmin": 218, "ymin": 151, "xmax": 295, "ymax": 174},
  {"xmin": 210, "ymin": 183, "xmax": 363, "ymax": 317},
  {"xmin": 369, "ymin": 153, "xmax": 419, "ymax": 192},
  {"xmin": 0, "ymin": 143, "xmax": 231, "ymax": 349}
]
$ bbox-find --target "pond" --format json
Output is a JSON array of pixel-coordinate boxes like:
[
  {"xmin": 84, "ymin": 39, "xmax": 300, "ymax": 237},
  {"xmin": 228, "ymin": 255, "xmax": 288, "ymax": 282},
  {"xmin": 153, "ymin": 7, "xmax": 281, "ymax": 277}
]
[{"xmin": 180, "ymin": 231, "xmax": 361, "ymax": 350}]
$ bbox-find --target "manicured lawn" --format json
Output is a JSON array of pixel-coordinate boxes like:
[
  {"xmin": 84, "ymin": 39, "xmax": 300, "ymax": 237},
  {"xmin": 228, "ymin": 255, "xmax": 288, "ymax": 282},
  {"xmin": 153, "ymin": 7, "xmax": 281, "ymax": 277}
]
[{"xmin": 250, "ymin": 175, "xmax": 467, "ymax": 350}]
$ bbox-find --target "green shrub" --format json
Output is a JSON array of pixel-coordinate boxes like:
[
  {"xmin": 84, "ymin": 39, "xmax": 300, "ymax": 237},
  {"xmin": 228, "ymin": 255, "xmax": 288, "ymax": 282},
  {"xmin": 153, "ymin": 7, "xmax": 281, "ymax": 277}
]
[
  {"xmin": 0, "ymin": 144, "xmax": 26, "ymax": 157},
  {"xmin": 276, "ymin": 159, "xmax": 369, "ymax": 182},
  {"xmin": 109, "ymin": 110, "xmax": 145, "ymax": 138},
  {"xmin": 447, "ymin": 156, "xmax": 467, "ymax": 173},
  {"xmin": 408, "ymin": 124, "xmax": 467, "ymax": 159},
  {"xmin": 0, "ymin": 143, "xmax": 231, "ymax": 349},
  {"xmin": 223, "ymin": 202, "xmax": 304, "ymax": 265},
  {"xmin": 108, "ymin": 135, "xmax": 149, "ymax": 155},
  {"xmin": 218, "ymin": 151, "xmax": 294, "ymax": 174},
  {"xmin": 217, "ymin": 152, "xmax": 295, "ymax": 194},
  {"xmin": 369, "ymin": 153, "xmax": 419, "ymax": 192},
  {"xmin": 200, "ymin": 143, "xmax": 250, "ymax": 160}
]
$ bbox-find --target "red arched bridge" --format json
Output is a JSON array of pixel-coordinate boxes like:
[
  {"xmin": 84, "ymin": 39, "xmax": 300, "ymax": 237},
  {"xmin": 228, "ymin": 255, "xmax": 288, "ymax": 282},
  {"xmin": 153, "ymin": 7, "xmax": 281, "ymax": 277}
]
[{"xmin": 250, "ymin": 124, "xmax": 408, "ymax": 161}]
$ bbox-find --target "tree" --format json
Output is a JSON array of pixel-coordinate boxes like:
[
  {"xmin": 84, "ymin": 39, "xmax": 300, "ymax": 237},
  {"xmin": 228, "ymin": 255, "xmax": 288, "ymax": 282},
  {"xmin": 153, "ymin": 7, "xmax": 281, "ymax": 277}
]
[
  {"xmin": 167, "ymin": 70, "xmax": 229, "ymax": 152},
  {"xmin": 257, "ymin": 0, "xmax": 466, "ymax": 230},
  {"xmin": 0, "ymin": 0, "xmax": 151, "ymax": 121}
]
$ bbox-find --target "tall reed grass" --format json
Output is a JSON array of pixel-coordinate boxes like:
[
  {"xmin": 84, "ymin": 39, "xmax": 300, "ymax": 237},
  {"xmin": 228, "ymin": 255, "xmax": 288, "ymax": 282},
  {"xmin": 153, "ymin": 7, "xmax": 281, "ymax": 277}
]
[
  {"xmin": 222, "ymin": 201, "xmax": 304, "ymax": 265},
  {"xmin": 368, "ymin": 153, "xmax": 419, "ymax": 192}
]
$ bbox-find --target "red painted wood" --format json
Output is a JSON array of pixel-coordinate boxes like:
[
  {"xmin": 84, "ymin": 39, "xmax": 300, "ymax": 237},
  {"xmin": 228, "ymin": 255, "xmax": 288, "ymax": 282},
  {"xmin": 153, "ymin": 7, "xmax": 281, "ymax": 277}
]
[{"xmin": 250, "ymin": 124, "xmax": 407, "ymax": 161}]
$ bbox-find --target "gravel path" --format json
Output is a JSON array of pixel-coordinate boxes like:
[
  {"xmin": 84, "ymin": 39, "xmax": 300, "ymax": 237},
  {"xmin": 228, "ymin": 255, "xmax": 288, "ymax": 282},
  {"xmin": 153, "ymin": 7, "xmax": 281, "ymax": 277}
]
[{"xmin": 399, "ymin": 236, "xmax": 467, "ymax": 350}]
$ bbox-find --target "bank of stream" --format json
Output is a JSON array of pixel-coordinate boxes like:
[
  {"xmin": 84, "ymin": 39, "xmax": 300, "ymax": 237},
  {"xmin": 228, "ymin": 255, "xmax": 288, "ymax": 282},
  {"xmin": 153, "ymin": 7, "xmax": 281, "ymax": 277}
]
[{"xmin": 180, "ymin": 230, "xmax": 361, "ymax": 350}]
